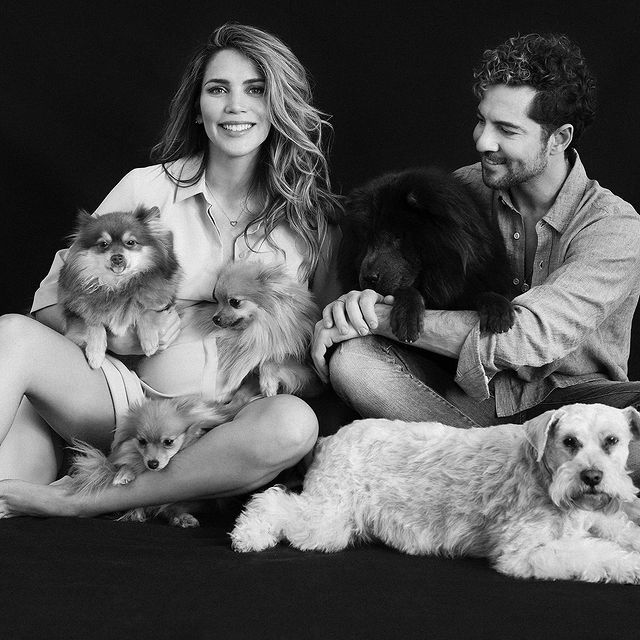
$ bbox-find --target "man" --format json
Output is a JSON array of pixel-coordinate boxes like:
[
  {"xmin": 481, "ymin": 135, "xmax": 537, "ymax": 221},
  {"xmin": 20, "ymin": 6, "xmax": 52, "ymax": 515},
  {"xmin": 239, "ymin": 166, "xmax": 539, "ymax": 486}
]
[{"xmin": 312, "ymin": 33, "xmax": 640, "ymax": 432}]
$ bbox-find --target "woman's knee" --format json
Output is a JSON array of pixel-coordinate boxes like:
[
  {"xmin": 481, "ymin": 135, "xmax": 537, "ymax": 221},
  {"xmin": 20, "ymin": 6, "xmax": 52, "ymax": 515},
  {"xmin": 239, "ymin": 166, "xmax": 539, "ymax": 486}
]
[
  {"xmin": 245, "ymin": 395, "xmax": 318, "ymax": 466},
  {"xmin": 0, "ymin": 314, "xmax": 44, "ymax": 350}
]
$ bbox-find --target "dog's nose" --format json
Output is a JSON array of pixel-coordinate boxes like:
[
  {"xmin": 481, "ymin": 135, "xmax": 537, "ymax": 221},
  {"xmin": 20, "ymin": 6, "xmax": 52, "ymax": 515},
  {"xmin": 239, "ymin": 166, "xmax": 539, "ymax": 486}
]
[
  {"xmin": 361, "ymin": 273, "xmax": 379, "ymax": 287},
  {"xmin": 580, "ymin": 468, "xmax": 603, "ymax": 487},
  {"xmin": 110, "ymin": 254, "xmax": 124, "ymax": 266},
  {"xmin": 147, "ymin": 459, "xmax": 159, "ymax": 470}
]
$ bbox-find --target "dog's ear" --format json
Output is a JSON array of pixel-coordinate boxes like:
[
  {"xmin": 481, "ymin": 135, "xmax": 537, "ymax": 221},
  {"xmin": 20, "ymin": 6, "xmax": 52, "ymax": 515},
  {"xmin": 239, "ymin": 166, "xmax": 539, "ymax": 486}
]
[
  {"xmin": 523, "ymin": 409, "xmax": 565, "ymax": 462},
  {"xmin": 133, "ymin": 205, "xmax": 161, "ymax": 224},
  {"xmin": 622, "ymin": 406, "xmax": 640, "ymax": 440}
]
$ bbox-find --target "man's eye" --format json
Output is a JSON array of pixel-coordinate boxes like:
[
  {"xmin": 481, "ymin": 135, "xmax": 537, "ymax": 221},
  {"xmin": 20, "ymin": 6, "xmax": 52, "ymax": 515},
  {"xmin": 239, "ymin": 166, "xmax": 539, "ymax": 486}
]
[{"xmin": 229, "ymin": 298, "xmax": 241, "ymax": 308}]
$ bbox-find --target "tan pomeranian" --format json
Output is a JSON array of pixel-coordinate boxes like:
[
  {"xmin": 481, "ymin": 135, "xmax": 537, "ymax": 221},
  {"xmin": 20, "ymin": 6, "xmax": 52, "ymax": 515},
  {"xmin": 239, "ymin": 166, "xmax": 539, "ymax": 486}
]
[
  {"xmin": 205, "ymin": 261, "xmax": 321, "ymax": 401},
  {"xmin": 70, "ymin": 390, "xmax": 256, "ymax": 527},
  {"xmin": 58, "ymin": 206, "xmax": 181, "ymax": 369}
]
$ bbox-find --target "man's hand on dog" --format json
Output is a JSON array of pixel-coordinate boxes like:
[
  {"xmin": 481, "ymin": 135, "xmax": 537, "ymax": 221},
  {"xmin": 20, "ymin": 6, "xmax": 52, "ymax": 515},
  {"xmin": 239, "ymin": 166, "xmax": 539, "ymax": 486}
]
[{"xmin": 312, "ymin": 290, "xmax": 394, "ymax": 382}]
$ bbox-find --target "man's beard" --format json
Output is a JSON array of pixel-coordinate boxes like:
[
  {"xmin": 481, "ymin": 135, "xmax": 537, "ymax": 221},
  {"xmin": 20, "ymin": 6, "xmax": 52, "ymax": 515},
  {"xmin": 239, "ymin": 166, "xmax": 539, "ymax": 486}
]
[{"xmin": 481, "ymin": 147, "xmax": 549, "ymax": 190}]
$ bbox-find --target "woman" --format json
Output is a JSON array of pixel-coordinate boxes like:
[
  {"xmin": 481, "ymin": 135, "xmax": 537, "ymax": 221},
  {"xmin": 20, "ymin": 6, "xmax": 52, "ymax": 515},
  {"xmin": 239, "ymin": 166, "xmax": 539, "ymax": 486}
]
[{"xmin": 0, "ymin": 23, "xmax": 341, "ymax": 517}]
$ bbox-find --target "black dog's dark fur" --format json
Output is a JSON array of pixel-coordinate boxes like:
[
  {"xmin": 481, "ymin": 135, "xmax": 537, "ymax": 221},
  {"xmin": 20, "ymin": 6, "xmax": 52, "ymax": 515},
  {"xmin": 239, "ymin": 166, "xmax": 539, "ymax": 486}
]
[{"xmin": 339, "ymin": 167, "xmax": 515, "ymax": 343}]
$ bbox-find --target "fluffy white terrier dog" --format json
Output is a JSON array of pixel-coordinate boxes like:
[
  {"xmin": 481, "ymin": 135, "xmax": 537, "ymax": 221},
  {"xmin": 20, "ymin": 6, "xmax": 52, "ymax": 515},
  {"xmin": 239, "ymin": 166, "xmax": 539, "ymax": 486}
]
[{"xmin": 231, "ymin": 403, "xmax": 640, "ymax": 583}]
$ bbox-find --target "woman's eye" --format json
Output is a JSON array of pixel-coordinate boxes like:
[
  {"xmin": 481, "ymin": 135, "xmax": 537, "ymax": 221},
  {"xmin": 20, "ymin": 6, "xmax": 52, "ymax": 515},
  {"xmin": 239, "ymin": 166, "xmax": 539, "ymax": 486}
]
[
  {"xmin": 207, "ymin": 86, "xmax": 226, "ymax": 95},
  {"xmin": 229, "ymin": 298, "xmax": 241, "ymax": 309},
  {"xmin": 248, "ymin": 85, "xmax": 265, "ymax": 95}
]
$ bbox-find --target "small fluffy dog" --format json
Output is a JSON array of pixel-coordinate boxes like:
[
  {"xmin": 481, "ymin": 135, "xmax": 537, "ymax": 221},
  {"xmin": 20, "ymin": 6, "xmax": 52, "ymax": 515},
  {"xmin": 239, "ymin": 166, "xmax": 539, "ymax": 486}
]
[
  {"xmin": 59, "ymin": 206, "xmax": 181, "ymax": 369},
  {"xmin": 339, "ymin": 167, "xmax": 515, "ymax": 342},
  {"xmin": 205, "ymin": 260, "xmax": 320, "ymax": 401},
  {"xmin": 232, "ymin": 403, "xmax": 640, "ymax": 584},
  {"xmin": 70, "ymin": 392, "xmax": 252, "ymax": 527}
]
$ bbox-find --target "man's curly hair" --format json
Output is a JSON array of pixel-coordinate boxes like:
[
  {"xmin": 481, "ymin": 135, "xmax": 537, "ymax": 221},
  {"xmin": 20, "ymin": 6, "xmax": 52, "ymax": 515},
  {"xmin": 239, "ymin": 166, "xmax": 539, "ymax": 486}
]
[{"xmin": 472, "ymin": 33, "xmax": 597, "ymax": 147}]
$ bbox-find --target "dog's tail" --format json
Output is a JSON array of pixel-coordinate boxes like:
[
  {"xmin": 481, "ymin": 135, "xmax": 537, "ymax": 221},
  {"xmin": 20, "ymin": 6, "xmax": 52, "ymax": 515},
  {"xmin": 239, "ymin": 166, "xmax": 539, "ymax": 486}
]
[
  {"xmin": 230, "ymin": 485, "xmax": 354, "ymax": 553},
  {"xmin": 68, "ymin": 439, "xmax": 118, "ymax": 495}
]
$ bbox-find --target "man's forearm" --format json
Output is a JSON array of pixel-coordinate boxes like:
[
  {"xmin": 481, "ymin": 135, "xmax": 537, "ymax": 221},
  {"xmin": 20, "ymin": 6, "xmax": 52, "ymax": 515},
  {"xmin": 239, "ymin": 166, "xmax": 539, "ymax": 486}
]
[{"xmin": 373, "ymin": 305, "xmax": 478, "ymax": 358}]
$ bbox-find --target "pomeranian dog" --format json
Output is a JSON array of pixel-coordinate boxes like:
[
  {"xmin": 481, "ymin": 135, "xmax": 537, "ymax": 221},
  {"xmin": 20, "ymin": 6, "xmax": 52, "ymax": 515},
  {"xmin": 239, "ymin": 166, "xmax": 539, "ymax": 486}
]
[
  {"xmin": 70, "ymin": 390, "xmax": 255, "ymax": 527},
  {"xmin": 58, "ymin": 205, "xmax": 181, "ymax": 369},
  {"xmin": 204, "ymin": 260, "xmax": 320, "ymax": 401}
]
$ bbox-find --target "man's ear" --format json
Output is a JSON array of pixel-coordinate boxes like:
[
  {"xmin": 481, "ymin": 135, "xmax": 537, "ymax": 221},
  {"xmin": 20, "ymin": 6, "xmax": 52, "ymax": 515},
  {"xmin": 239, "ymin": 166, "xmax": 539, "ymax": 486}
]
[{"xmin": 549, "ymin": 124, "xmax": 573, "ymax": 155}]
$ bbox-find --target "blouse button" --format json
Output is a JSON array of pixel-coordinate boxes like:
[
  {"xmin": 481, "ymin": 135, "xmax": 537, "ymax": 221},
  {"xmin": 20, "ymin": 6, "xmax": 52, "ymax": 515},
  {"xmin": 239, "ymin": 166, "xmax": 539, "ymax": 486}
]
[
  {"xmin": 539, "ymin": 260, "xmax": 544, "ymax": 269},
  {"xmin": 513, "ymin": 232, "xmax": 520, "ymax": 240},
  {"xmin": 513, "ymin": 278, "xmax": 520, "ymax": 285}
]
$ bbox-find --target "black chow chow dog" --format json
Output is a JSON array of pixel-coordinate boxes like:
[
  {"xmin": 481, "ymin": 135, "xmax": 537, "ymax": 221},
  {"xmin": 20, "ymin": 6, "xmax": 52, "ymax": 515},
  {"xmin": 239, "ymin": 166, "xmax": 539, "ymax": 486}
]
[{"xmin": 339, "ymin": 167, "xmax": 515, "ymax": 343}]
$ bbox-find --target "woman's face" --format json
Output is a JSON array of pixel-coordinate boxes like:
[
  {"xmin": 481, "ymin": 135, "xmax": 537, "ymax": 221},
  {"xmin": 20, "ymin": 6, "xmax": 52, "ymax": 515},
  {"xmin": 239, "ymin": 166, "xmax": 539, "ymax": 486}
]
[{"xmin": 199, "ymin": 48, "xmax": 271, "ymax": 164}]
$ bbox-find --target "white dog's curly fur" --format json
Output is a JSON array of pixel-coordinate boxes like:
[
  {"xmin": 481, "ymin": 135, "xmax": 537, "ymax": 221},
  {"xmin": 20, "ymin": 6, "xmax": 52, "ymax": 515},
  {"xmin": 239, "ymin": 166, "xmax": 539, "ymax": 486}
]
[{"xmin": 231, "ymin": 403, "xmax": 640, "ymax": 583}]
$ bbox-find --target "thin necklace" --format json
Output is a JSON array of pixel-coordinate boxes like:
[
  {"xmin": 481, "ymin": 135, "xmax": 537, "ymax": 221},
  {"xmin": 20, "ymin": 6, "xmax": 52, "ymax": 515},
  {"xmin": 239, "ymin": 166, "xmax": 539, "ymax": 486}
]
[{"xmin": 205, "ymin": 180, "xmax": 248, "ymax": 227}]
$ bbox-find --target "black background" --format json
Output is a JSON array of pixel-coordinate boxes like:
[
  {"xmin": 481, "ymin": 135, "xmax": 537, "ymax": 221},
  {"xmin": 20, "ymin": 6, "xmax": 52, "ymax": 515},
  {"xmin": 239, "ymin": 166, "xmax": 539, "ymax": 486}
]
[{"xmin": 3, "ymin": 0, "xmax": 640, "ymax": 370}]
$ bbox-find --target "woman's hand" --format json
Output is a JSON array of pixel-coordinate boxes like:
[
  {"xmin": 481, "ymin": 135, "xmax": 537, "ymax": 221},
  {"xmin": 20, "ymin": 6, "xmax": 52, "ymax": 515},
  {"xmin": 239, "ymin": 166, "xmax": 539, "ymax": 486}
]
[
  {"xmin": 107, "ymin": 306, "xmax": 182, "ymax": 355},
  {"xmin": 322, "ymin": 289, "xmax": 394, "ymax": 335}
]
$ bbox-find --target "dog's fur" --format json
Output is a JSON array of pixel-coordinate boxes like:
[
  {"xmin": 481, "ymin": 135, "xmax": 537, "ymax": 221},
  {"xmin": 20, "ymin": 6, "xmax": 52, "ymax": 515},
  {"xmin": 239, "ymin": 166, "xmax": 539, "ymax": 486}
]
[
  {"xmin": 202, "ymin": 260, "xmax": 320, "ymax": 401},
  {"xmin": 59, "ymin": 206, "xmax": 181, "ymax": 369},
  {"xmin": 339, "ymin": 167, "xmax": 515, "ymax": 342},
  {"xmin": 70, "ymin": 392, "xmax": 252, "ymax": 527},
  {"xmin": 231, "ymin": 403, "xmax": 640, "ymax": 584}
]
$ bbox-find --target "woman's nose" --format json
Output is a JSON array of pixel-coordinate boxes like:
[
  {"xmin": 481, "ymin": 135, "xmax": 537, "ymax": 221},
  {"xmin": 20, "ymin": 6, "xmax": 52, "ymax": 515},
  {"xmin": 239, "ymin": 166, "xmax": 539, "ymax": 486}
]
[{"xmin": 224, "ymin": 90, "xmax": 247, "ymax": 113}]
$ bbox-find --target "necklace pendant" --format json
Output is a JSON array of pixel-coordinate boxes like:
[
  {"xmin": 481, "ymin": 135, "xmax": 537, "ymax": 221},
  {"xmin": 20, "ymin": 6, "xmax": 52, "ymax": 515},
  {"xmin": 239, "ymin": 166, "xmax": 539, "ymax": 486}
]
[{"xmin": 230, "ymin": 220, "xmax": 238, "ymax": 226}]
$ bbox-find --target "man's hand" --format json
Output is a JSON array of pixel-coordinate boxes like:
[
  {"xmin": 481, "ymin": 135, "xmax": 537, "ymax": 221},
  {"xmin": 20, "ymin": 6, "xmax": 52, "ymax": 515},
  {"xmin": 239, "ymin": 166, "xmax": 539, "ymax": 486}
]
[{"xmin": 322, "ymin": 289, "xmax": 394, "ymax": 335}]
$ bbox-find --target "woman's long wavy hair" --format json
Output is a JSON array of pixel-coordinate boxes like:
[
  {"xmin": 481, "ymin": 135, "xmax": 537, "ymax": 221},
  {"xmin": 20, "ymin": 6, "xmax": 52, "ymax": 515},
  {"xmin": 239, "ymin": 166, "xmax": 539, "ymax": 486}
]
[{"xmin": 150, "ymin": 23, "xmax": 341, "ymax": 281}]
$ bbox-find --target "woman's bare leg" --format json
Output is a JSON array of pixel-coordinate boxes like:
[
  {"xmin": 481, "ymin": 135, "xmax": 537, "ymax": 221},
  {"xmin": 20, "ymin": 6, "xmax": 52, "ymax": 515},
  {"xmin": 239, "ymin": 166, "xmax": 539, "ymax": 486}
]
[
  {"xmin": 0, "ymin": 393, "xmax": 319, "ymax": 518},
  {"xmin": 0, "ymin": 314, "xmax": 117, "ymax": 470},
  {"xmin": 0, "ymin": 399, "xmax": 63, "ymax": 482}
]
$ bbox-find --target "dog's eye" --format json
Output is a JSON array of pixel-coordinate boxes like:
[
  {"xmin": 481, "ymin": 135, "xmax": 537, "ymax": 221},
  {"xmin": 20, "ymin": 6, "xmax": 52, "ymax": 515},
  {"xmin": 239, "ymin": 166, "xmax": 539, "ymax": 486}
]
[
  {"xmin": 97, "ymin": 241, "xmax": 109, "ymax": 249},
  {"xmin": 138, "ymin": 438, "xmax": 147, "ymax": 447},
  {"xmin": 229, "ymin": 298, "xmax": 242, "ymax": 309},
  {"xmin": 604, "ymin": 435, "xmax": 619, "ymax": 447},
  {"xmin": 162, "ymin": 439, "xmax": 175, "ymax": 448},
  {"xmin": 125, "ymin": 239, "xmax": 138, "ymax": 247},
  {"xmin": 562, "ymin": 436, "xmax": 580, "ymax": 450}
]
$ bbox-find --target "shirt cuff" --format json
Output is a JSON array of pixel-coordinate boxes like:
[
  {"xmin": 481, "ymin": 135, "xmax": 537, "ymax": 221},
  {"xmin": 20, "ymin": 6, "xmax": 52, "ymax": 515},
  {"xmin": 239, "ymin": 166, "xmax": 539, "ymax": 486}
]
[{"xmin": 454, "ymin": 323, "xmax": 492, "ymax": 401}]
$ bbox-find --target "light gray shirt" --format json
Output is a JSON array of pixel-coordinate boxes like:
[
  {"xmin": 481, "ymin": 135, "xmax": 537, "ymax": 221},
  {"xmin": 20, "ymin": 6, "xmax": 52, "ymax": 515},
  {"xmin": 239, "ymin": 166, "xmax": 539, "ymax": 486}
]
[{"xmin": 453, "ymin": 152, "xmax": 640, "ymax": 416}]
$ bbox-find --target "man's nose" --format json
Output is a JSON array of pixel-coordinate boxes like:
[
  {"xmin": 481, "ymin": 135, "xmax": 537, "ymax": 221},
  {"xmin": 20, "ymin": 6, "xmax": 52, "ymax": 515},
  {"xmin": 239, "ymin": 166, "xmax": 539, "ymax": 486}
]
[{"xmin": 474, "ymin": 124, "xmax": 499, "ymax": 154}]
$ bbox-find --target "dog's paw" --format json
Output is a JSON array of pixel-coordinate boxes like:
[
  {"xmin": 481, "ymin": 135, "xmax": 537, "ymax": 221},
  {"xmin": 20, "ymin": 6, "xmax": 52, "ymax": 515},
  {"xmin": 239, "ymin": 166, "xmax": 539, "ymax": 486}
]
[
  {"xmin": 170, "ymin": 513, "xmax": 200, "ymax": 528},
  {"xmin": 118, "ymin": 508, "xmax": 148, "ymax": 523},
  {"xmin": 477, "ymin": 292, "xmax": 515, "ymax": 333},
  {"xmin": 113, "ymin": 467, "xmax": 136, "ymax": 486},
  {"xmin": 85, "ymin": 347, "xmax": 106, "ymax": 370},
  {"xmin": 390, "ymin": 289, "xmax": 425, "ymax": 343},
  {"xmin": 139, "ymin": 333, "xmax": 161, "ymax": 357}
]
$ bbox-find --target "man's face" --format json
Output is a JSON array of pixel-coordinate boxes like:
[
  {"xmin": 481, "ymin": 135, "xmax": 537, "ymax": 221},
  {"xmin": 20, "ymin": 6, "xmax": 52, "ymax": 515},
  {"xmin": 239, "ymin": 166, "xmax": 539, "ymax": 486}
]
[{"xmin": 473, "ymin": 84, "xmax": 552, "ymax": 190}]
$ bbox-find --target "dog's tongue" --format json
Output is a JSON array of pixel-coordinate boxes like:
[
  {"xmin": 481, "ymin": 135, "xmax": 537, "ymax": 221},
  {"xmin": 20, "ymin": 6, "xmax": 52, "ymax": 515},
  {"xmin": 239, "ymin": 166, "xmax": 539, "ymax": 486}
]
[
  {"xmin": 110, "ymin": 264, "xmax": 126, "ymax": 275},
  {"xmin": 579, "ymin": 493, "xmax": 611, "ymax": 511}
]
